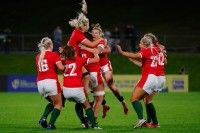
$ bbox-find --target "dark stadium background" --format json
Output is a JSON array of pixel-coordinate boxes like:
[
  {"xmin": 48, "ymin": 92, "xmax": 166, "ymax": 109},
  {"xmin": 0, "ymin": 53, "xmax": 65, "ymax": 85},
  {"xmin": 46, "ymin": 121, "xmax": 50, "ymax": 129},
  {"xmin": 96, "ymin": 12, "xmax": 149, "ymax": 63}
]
[{"xmin": 0, "ymin": 0, "xmax": 199, "ymax": 35}]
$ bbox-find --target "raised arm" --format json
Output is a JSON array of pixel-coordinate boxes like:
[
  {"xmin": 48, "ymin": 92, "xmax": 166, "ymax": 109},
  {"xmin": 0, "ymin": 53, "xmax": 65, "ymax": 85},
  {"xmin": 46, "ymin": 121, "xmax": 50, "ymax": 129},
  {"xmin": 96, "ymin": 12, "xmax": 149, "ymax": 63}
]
[{"xmin": 117, "ymin": 45, "xmax": 141, "ymax": 59}]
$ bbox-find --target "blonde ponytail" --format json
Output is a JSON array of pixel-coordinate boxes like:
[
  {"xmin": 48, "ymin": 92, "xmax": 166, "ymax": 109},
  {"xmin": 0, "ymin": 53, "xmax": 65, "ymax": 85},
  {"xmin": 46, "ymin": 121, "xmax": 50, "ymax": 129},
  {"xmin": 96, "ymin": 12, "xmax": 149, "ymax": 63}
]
[
  {"xmin": 68, "ymin": 0, "xmax": 89, "ymax": 30},
  {"xmin": 81, "ymin": 0, "xmax": 87, "ymax": 14},
  {"xmin": 37, "ymin": 37, "xmax": 53, "ymax": 64}
]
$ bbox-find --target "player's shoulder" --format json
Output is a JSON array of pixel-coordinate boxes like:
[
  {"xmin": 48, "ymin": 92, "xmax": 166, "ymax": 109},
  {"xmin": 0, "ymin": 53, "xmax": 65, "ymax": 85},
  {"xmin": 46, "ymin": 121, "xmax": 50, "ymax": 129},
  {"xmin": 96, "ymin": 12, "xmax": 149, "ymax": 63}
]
[
  {"xmin": 45, "ymin": 52, "xmax": 60, "ymax": 60},
  {"xmin": 139, "ymin": 48, "xmax": 148, "ymax": 53},
  {"xmin": 76, "ymin": 56, "xmax": 86, "ymax": 61}
]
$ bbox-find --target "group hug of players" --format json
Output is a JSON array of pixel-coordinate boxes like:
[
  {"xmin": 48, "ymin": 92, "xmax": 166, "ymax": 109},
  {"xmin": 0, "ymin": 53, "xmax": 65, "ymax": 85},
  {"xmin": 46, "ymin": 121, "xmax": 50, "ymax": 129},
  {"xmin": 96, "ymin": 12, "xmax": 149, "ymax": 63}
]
[{"xmin": 35, "ymin": 0, "xmax": 167, "ymax": 130}]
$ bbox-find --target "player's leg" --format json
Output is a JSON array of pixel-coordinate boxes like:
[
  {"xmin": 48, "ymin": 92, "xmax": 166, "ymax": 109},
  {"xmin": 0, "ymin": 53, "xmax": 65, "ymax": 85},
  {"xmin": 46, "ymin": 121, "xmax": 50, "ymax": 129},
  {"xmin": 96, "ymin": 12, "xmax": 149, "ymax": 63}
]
[
  {"xmin": 93, "ymin": 83, "xmax": 105, "ymax": 122},
  {"xmin": 131, "ymin": 87, "xmax": 147, "ymax": 129},
  {"xmin": 47, "ymin": 93, "xmax": 62, "ymax": 130},
  {"xmin": 37, "ymin": 80, "xmax": 54, "ymax": 128},
  {"xmin": 38, "ymin": 96, "xmax": 54, "ymax": 128},
  {"xmin": 102, "ymin": 97, "xmax": 110, "ymax": 118},
  {"xmin": 73, "ymin": 66, "xmax": 90, "ymax": 128},
  {"xmin": 74, "ymin": 102, "xmax": 87, "ymax": 128},
  {"xmin": 144, "ymin": 92, "xmax": 160, "ymax": 128},
  {"xmin": 102, "ymin": 71, "xmax": 129, "ymax": 115},
  {"xmin": 82, "ymin": 66, "xmax": 90, "ymax": 98},
  {"xmin": 144, "ymin": 76, "xmax": 165, "ymax": 128},
  {"xmin": 44, "ymin": 79, "xmax": 62, "ymax": 130},
  {"xmin": 82, "ymin": 100, "xmax": 102, "ymax": 129}
]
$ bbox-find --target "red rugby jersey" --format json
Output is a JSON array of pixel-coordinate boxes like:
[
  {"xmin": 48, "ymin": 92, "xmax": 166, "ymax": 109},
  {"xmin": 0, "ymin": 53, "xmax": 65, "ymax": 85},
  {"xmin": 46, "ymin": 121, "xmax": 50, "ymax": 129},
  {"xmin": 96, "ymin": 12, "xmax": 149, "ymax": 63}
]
[
  {"xmin": 99, "ymin": 44, "xmax": 110, "ymax": 67},
  {"xmin": 80, "ymin": 40, "xmax": 105, "ymax": 72},
  {"xmin": 156, "ymin": 47, "xmax": 165, "ymax": 76},
  {"xmin": 36, "ymin": 51, "xmax": 61, "ymax": 81},
  {"xmin": 63, "ymin": 56, "xmax": 88, "ymax": 88},
  {"xmin": 68, "ymin": 29, "xmax": 87, "ymax": 57},
  {"xmin": 138, "ymin": 47, "xmax": 159, "ymax": 75}
]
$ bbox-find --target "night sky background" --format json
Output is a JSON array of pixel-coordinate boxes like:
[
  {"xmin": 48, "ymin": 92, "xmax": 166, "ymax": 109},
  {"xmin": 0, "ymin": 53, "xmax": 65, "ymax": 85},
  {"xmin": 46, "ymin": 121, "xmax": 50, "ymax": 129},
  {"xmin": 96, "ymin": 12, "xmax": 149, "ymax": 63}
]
[{"xmin": 0, "ymin": 0, "xmax": 199, "ymax": 35}]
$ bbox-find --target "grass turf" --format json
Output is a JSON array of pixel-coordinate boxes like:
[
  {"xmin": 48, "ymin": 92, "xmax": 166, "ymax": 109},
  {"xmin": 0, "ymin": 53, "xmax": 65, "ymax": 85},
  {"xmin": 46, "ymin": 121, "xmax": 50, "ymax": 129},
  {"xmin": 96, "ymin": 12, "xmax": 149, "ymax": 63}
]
[{"xmin": 0, "ymin": 91, "xmax": 200, "ymax": 133}]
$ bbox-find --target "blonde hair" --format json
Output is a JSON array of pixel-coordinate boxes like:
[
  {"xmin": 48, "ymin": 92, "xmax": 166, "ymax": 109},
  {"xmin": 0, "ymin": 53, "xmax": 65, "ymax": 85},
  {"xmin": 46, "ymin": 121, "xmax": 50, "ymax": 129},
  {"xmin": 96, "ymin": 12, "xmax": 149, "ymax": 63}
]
[
  {"xmin": 141, "ymin": 36, "xmax": 152, "ymax": 48},
  {"xmin": 81, "ymin": 0, "xmax": 87, "ymax": 14},
  {"xmin": 144, "ymin": 33, "xmax": 158, "ymax": 46},
  {"xmin": 92, "ymin": 23, "xmax": 104, "ymax": 37},
  {"xmin": 37, "ymin": 37, "xmax": 53, "ymax": 63},
  {"xmin": 141, "ymin": 36, "xmax": 154, "ymax": 53},
  {"xmin": 69, "ymin": 0, "xmax": 89, "ymax": 30}
]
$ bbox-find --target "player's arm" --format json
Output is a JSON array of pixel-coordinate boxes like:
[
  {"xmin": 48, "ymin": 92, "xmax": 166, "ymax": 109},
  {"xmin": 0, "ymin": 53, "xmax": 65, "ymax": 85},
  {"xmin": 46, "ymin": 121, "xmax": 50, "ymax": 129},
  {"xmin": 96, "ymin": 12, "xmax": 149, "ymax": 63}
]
[
  {"xmin": 129, "ymin": 58, "xmax": 142, "ymax": 67},
  {"xmin": 158, "ymin": 43, "xmax": 165, "ymax": 50},
  {"xmin": 117, "ymin": 45, "xmax": 141, "ymax": 59},
  {"xmin": 79, "ymin": 43, "xmax": 100, "ymax": 54},
  {"xmin": 164, "ymin": 58, "xmax": 167, "ymax": 64},
  {"xmin": 99, "ymin": 39, "xmax": 111, "ymax": 54},
  {"xmin": 87, "ymin": 47, "xmax": 100, "ymax": 64},
  {"xmin": 163, "ymin": 49, "xmax": 167, "ymax": 65},
  {"xmin": 82, "ymin": 38, "xmax": 103, "ymax": 47},
  {"xmin": 87, "ymin": 54, "xmax": 100, "ymax": 64},
  {"xmin": 56, "ymin": 61, "xmax": 65, "ymax": 71},
  {"xmin": 99, "ymin": 45, "xmax": 111, "ymax": 54}
]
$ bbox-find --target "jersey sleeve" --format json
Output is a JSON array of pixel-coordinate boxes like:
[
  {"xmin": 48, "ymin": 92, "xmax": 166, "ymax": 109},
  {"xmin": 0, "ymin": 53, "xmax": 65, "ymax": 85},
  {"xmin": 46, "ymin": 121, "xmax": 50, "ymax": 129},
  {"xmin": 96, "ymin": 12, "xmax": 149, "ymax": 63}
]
[
  {"xmin": 97, "ymin": 40, "xmax": 106, "ymax": 53},
  {"xmin": 53, "ymin": 52, "xmax": 62, "ymax": 64},
  {"xmin": 138, "ymin": 49, "xmax": 147, "ymax": 58},
  {"xmin": 77, "ymin": 33, "xmax": 87, "ymax": 44},
  {"xmin": 98, "ymin": 40, "xmax": 106, "ymax": 48},
  {"xmin": 78, "ymin": 56, "xmax": 87, "ymax": 65}
]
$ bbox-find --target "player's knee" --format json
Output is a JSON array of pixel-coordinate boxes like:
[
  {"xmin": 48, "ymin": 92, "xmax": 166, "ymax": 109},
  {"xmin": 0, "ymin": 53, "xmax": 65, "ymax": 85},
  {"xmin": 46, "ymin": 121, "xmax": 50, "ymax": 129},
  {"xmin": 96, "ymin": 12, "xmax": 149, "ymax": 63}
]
[
  {"xmin": 130, "ymin": 97, "xmax": 138, "ymax": 103},
  {"xmin": 54, "ymin": 102, "xmax": 62, "ymax": 110},
  {"xmin": 107, "ymin": 78, "xmax": 114, "ymax": 85}
]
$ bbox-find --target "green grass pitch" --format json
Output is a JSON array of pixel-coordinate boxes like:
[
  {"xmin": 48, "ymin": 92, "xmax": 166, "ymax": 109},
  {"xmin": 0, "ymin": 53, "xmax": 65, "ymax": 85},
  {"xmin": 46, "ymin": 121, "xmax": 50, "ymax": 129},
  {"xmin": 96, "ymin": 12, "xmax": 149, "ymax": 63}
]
[{"xmin": 0, "ymin": 91, "xmax": 200, "ymax": 133}]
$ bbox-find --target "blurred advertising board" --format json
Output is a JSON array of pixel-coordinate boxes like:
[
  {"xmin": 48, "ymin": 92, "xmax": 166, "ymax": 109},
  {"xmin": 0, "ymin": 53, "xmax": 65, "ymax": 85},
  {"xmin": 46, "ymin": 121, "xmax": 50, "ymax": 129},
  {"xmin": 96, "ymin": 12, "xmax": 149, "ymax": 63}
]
[
  {"xmin": 6, "ymin": 74, "xmax": 188, "ymax": 92},
  {"xmin": 166, "ymin": 74, "xmax": 188, "ymax": 92},
  {"xmin": 102, "ymin": 74, "xmax": 188, "ymax": 92},
  {"xmin": 7, "ymin": 75, "xmax": 38, "ymax": 92}
]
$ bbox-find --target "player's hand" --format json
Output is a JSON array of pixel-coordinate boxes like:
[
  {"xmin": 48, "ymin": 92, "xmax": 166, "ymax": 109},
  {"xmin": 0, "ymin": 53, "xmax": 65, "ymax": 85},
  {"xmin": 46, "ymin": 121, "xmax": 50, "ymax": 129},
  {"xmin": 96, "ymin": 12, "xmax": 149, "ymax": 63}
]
[
  {"xmin": 128, "ymin": 58, "xmax": 135, "ymax": 62},
  {"xmin": 58, "ymin": 46, "xmax": 64, "ymax": 54},
  {"xmin": 92, "ymin": 48, "xmax": 99, "ymax": 54},
  {"xmin": 104, "ymin": 38, "xmax": 108, "ymax": 46},
  {"xmin": 163, "ymin": 50, "xmax": 167, "ymax": 57},
  {"xmin": 78, "ymin": 43, "xmax": 86, "ymax": 50},
  {"xmin": 116, "ymin": 45, "xmax": 123, "ymax": 53}
]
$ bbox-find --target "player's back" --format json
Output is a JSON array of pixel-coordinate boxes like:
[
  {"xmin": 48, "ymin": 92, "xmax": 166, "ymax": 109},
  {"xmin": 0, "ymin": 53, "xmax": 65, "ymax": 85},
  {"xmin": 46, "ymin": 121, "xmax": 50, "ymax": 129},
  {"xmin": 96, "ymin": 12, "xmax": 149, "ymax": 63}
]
[
  {"xmin": 63, "ymin": 56, "xmax": 86, "ymax": 88},
  {"xmin": 139, "ymin": 48, "xmax": 158, "ymax": 75},
  {"xmin": 36, "ymin": 51, "xmax": 61, "ymax": 81}
]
